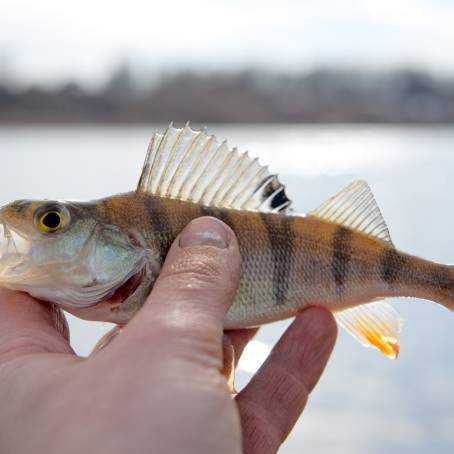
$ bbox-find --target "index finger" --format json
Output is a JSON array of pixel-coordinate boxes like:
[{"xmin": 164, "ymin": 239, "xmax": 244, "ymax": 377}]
[{"xmin": 236, "ymin": 307, "xmax": 337, "ymax": 454}]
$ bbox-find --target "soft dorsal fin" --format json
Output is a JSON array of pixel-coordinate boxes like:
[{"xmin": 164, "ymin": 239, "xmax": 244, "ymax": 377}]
[
  {"xmin": 137, "ymin": 123, "xmax": 292, "ymax": 213},
  {"xmin": 335, "ymin": 301, "xmax": 403, "ymax": 359},
  {"xmin": 309, "ymin": 180, "xmax": 394, "ymax": 246}
]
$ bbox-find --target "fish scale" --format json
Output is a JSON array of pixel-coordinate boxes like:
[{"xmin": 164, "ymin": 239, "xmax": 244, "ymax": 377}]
[{"xmin": 0, "ymin": 123, "xmax": 453, "ymax": 360}]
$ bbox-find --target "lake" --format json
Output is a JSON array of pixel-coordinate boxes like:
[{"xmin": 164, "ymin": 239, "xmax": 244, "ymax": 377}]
[{"xmin": 1, "ymin": 124, "xmax": 454, "ymax": 453}]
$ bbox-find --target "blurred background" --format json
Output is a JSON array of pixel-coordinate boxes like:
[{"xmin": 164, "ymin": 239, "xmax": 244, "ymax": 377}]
[
  {"xmin": 2, "ymin": 0, "xmax": 454, "ymax": 124},
  {"xmin": 1, "ymin": 1, "xmax": 454, "ymax": 453}
]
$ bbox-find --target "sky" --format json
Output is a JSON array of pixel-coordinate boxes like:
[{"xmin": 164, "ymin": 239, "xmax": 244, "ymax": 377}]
[{"xmin": 1, "ymin": 0, "xmax": 454, "ymax": 88}]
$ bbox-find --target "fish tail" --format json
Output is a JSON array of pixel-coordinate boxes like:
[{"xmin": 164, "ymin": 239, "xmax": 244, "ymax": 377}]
[
  {"xmin": 391, "ymin": 257, "xmax": 454, "ymax": 313},
  {"xmin": 426, "ymin": 263, "xmax": 454, "ymax": 312},
  {"xmin": 445, "ymin": 265, "xmax": 454, "ymax": 311}
]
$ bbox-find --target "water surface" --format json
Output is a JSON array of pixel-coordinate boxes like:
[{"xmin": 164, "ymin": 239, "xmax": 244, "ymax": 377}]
[{"xmin": 1, "ymin": 124, "xmax": 453, "ymax": 453}]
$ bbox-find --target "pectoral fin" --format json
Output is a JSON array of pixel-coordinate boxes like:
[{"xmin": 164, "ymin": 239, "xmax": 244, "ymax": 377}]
[
  {"xmin": 222, "ymin": 337, "xmax": 237, "ymax": 394},
  {"xmin": 91, "ymin": 325, "xmax": 123, "ymax": 353}
]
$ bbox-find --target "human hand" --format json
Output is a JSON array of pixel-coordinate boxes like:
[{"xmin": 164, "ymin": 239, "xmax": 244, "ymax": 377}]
[{"xmin": 0, "ymin": 217, "xmax": 337, "ymax": 454}]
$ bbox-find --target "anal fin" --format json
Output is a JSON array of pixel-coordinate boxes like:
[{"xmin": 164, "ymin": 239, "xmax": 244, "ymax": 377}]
[{"xmin": 334, "ymin": 301, "xmax": 403, "ymax": 359}]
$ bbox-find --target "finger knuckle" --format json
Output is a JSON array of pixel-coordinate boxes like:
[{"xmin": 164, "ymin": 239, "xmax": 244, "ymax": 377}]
[{"xmin": 165, "ymin": 248, "xmax": 235, "ymax": 289}]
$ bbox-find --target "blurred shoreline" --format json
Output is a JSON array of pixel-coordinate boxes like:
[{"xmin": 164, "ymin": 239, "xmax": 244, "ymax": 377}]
[
  {"xmin": 1, "ymin": 67, "xmax": 454, "ymax": 124},
  {"xmin": 2, "ymin": 122, "xmax": 453, "ymax": 128}
]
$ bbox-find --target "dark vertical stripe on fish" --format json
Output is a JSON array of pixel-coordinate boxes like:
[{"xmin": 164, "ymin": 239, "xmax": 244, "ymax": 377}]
[
  {"xmin": 211, "ymin": 207, "xmax": 234, "ymax": 229},
  {"xmin": 143, "ymin": 196, "xmax": 174, "ymax": 264},
  {"xmin": 199, "ymin": 206, "xmax": 236, "ymax": 233},
  {"xmin": 381, "ymin": 248, "xmax": 404, "ymax": 286},
  {"xmin": 332, "ymin": 226, "xmax": 353, "ymax": 296},
  {"xmin": 260, "ymin": 213, "xmax": 293, "ymax": 305}
]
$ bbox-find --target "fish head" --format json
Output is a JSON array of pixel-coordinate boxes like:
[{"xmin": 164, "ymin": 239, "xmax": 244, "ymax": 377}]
[{"xmin": 0, "ymin": 199, "xmax": 147, "ymax": 309}]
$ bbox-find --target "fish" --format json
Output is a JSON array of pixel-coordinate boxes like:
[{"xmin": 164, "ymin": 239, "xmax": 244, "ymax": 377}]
[{"xmin": 0, "ymin": 123, "xmax": 453, "ymax": 360}]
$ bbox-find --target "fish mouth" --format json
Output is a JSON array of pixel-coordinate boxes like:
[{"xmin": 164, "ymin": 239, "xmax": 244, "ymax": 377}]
[
  {"xmin": 0, "ymin": 223, "xmax": 32, "ymax": 281},
  {"xmin": 107, "ymin": 265, "xmax": 146, "ymax": 305}
]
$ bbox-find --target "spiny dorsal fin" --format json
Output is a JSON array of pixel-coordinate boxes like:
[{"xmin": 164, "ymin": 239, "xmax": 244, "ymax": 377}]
[
  {"xmin": 335, "ymin": 301, "xmax": 403, "ymax": 359},
  {"xmin": 137, "ymin": 123, "xmax": 292, "ymax": 213},
  {"xmin": 309, "ymin": 180, "xmax": 394, "ymax": 246}
]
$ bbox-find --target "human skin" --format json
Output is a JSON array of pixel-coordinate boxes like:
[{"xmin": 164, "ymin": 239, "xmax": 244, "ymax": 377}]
[{"xmin": 0, "ymin": 217, "xmax": 337, "ymax": 454}]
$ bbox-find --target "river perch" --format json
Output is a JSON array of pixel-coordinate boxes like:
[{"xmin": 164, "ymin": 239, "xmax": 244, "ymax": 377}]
[{"xmin": 0, "ymin": 124, "xmax": 453, "ymax": 359}]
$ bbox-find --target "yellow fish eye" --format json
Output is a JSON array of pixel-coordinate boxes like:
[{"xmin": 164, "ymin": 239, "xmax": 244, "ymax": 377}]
[{"xmin": 38, "ymin": 210, "xmax": 64, "ymax": 233}]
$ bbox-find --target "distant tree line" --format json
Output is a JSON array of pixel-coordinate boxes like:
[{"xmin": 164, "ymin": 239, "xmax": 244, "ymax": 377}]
[{"xmin": 1, "ymin": 67, "xmax": 454, "ymax": 123}]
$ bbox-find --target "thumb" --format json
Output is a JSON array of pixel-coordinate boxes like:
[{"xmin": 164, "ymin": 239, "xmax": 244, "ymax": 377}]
[
  {"xmin": 122, "ymin": 217, "xmax": 241, "ymax": 362},
  {"xmin": 0, "ymin": 289, "xmax": 71, "ymax": 358}
]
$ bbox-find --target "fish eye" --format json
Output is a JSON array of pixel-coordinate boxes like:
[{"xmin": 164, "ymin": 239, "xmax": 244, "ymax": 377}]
[{"xmin": 37, "ymin": 209, "xmax": 64, "ymax": 233}]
